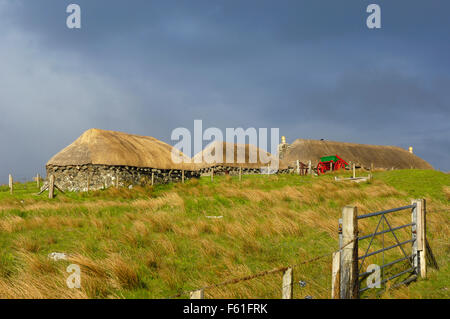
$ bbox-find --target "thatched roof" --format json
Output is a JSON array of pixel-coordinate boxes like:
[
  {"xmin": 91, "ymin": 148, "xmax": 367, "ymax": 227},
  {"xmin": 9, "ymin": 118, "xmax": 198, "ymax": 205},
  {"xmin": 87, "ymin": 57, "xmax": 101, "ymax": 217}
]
[
  {"xmin": 47, "ymin": 129, "xmax": 193, "ymax": 170},
  {"xmin": 192, "ymin": 141, "xmax": 282, "ymax": 169},
  {"xmin": 282, "ymin": 139, "xmax": 433, "ymax": 170}
]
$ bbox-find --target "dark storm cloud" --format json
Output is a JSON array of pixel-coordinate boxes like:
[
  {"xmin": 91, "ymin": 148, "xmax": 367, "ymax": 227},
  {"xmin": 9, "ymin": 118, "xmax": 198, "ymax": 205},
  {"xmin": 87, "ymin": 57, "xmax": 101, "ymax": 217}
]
[{"xmin": 0, "ymin": 0, "xmax": 449, "ymax": 182}]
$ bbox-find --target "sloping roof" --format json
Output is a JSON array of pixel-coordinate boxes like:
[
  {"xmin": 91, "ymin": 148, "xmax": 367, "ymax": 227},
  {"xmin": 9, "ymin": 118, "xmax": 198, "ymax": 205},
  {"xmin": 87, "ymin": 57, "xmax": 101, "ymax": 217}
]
[
  {"xmin": 47, "ymin": 129, "xmax": 193, "ymax": 170},
  {"xmin": 282, "ymin": 139, "xmax": 433, "ymax": 170},
  {"xmin": 192, "ymin": 141, "xmax": 283, "ymax": 169}
]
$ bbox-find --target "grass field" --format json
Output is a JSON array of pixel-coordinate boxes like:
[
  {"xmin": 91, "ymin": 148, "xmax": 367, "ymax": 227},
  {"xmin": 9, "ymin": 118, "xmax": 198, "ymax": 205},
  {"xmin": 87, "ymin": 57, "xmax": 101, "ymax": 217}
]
[{"xmin": 0, "ymin": 169, "xmax": 448, "ymax": 299}]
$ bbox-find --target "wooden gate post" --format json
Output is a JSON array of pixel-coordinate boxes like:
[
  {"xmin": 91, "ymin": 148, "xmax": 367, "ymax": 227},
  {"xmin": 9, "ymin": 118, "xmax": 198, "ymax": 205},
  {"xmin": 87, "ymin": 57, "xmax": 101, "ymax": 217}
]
[
  {"xmin": 340, "ymin": 206, "xmax": 359, "ymax": 299},
  {"xmin": 282, "ymin": 267, "xmax": 293, "ymax": 299},
  {"xmin": 420, "ymin": 199, "xmax": 427, "ymax": 278},
  {"xmin": 190, "ymin": 289, "xmax": 204, "ymax": 299},
  {"xmin": 48, "ymin": 175, "xmax": 55, "ymax": 199},
  {"xmin": 411, "ymin": 200, "xmax": 418, "ymax": 276},
  {"xmin": 8, "ymin": 174, "xmax": 13, "ymax": 194},
  {"xmin": 331, "ymin": 251, "xmax": 341, "ymax": 299},
  {"xmin": 412, "ymin": 199, "xmax": 426, "ymax": 278}
]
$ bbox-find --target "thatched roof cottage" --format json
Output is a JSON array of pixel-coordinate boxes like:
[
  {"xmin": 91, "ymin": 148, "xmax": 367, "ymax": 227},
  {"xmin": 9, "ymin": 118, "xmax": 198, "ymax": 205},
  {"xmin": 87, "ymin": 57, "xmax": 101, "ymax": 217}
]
[
  {"xmin": 280, "ymin": 138, "xmax": 433, "ymax": 170},
  {"xmin": 192, "ymin": 141, "xmax": 289, "ymax": 175},
  {"xmin": 46, "ymin": 128, "xmax": 199, "ymax": 191}
]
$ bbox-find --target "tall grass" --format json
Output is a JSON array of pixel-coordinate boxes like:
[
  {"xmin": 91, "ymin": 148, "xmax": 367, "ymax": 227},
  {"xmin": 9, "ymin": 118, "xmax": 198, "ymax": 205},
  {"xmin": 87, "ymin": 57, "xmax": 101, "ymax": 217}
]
[{"xmin": 0, "ymin": 170, "xmax": 448, "ymax": 299}]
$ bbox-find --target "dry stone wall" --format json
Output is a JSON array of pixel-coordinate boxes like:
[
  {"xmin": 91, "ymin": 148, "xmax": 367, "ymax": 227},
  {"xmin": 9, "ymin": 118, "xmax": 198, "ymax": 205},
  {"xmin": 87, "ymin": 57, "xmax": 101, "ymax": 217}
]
[
  {"xmin": 199, "ymin": 165, "xmax": 293, "ymax": 176},
  {"xmin": 45, "ymin": 164, "xmax": 294, "ymax": 192},
  {"xmin": 46, "ymin": 164, "xmax": 200, "ymax": 192}
]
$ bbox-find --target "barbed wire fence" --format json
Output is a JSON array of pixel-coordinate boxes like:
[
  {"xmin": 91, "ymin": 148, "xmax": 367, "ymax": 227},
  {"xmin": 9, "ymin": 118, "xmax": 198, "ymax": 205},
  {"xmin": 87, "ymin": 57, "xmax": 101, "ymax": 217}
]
[{"xmin": 165, "ymin": 239, "xmax": 357, "ymax": 299}]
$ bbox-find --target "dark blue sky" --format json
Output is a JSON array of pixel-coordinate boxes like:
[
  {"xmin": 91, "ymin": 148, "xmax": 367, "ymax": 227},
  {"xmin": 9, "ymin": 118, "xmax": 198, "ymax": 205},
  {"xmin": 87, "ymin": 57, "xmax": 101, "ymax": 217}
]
[{"xmin": 0, "ymin": 0, "xmax": 449, "ymax": 181}]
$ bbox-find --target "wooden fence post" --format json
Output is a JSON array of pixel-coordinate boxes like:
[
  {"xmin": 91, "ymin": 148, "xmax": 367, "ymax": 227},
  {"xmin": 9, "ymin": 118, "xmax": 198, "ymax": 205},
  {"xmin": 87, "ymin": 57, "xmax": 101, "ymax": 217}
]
[
  {"xmin": 296, "ymin": 160, "xmax": 300, "ymax": 175},
  {"xmin": 211, "ymin": 168, "xmax": 214, "ymax": 182},
  {"xmin": 340, "ymin": 206, "xmax": 358, "ymax": 299},
  {"xmin": 239, "ymin": 166, "xmax": 242, "ymax": 181},
  {"xmin": 190, "ymin": 289, "xmax": 204, "ymax": 299},
  {"xmin": 9, "ymin": 174, "xmax": 13, "ymax": 194},
  {"xmin": 331, "ymin": 251, "xmax": 341, "ymax": 299},
  {"xmin": 308, "ymin": 160, "xmax": 312, "ymax": 176},
  {"xmin": 370, "ymin": 163, "xmax": 374, "ymax": 171},
  {"xmin": 36, "ymin": 174, "xmax": 41, "ymax": 189},
  {"xmin": 115, "ymin": 171, "xmax": 119, "ymax": 188},
  {"xmin": 282, "ymin": 267, "xmax": 293, "ymax": 299},
  {"xmin": 182, "ymin": 169, "xmax": 185, "ymax": 184},
  {"xmin": 151, "ymin": 172, "xmax": 154, "ymax": 186},
  {"xmin": 352, "ymin": 163, "xmax": 356, "ymax": 179},
  {"xmin": 48, "ymin": 175, "xmax": 55, "ymax": 199},
  {"xmin": 412, "ymin": 199, "xmax": 426, "ymax": 278}
]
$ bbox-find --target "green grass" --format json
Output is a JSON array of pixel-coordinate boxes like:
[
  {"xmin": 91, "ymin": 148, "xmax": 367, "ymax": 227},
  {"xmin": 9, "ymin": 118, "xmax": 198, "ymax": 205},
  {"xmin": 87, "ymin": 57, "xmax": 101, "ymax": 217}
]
[
  {"xmin": 375, "ymin": 169, "xmax": 450, "ymax": 202},
  {"xmin": 0, "ymin": 169, "xmax": 448, "ymax": 299}
]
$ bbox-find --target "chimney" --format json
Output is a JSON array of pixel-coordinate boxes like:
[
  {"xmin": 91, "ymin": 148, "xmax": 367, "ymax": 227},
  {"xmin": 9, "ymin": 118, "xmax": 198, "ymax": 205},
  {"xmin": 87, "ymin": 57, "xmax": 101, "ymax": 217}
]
[{"xmin": 278, "ymin": 136, "xmax": 288, "ymax": 160}]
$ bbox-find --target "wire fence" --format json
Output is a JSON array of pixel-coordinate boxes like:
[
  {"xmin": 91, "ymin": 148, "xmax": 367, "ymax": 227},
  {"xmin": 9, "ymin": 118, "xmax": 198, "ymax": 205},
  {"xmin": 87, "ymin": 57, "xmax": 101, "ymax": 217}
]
[{"xmin": 165, "ymin": 239, "xmax": 357, "ymax": 299}]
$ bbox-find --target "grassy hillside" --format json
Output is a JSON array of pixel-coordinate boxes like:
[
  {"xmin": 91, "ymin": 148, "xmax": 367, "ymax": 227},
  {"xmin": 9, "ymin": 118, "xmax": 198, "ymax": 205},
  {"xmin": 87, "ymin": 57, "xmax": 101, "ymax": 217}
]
[{"xmin": 0, "ymin": 169, "xmax": 448, "ymax": 299}]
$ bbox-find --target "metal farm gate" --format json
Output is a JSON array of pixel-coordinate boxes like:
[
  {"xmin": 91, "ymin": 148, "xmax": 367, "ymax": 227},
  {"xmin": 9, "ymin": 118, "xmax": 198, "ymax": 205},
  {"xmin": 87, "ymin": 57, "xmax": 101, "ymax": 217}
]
[
  {"xmin": 333, "ymin": 199, "xmax": 428, "ymax": 299},
  {"xmin": 356, "ymin": 203, "xmax": 419, "ymax": 294}
]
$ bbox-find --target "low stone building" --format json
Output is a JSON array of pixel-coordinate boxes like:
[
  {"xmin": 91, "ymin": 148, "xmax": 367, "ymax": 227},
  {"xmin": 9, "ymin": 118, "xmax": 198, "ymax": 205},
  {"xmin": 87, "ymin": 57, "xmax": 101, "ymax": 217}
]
[{"xmin": 46, "ymin": 129, "xmax": 199, "ymax": 191}]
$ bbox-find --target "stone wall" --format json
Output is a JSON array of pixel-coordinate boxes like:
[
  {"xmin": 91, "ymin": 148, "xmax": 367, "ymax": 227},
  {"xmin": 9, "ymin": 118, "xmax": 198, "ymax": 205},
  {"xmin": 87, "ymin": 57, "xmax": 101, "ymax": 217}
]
[
  {"xmin": 46, "ymin": 164, "xmax": 200, "ymax": 192},
  {"xmin": 199, "ymin": 165, "xmax": 293, "ymax": 176},
  {"xmin": 45, "ymin": 163, "xmax": 296, "ymax": 192}
]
